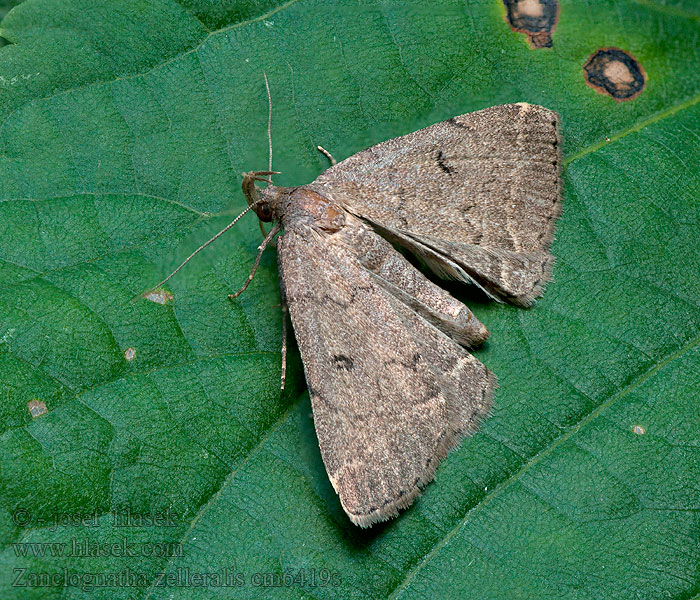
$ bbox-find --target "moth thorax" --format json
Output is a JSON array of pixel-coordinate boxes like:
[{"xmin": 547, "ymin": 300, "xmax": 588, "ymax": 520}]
[{"xmin": 292, "ymin": 188, "xmax": 346, "ymax": 232}]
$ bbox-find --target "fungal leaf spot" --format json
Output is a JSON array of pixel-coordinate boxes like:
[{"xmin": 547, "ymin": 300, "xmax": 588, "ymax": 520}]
[
  {"xmin": 144, "ymin": 289, "xmax": 173, "ymax": 305},
  {"xmin": 27, "ymin": 399, "xmax": 47, "ymax": 418},
  {"xmin": 584, "ymin": 48, "xmax": 646, "ymax": 101},
  {"xmin": 503, "ymin": 0, "xmax": 559, "ymax": 48}
]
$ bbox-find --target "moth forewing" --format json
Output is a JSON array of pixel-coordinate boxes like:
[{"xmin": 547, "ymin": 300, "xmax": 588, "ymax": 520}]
[
  {"xmin": 276, "ymin": 213, "xmax": 494, "ymax": 527},
  {"xmin": 314, "ymin": 103, "xmax": 562, "ymax": 305}
]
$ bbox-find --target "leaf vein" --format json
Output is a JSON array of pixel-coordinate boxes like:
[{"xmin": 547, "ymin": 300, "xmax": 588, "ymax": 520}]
[
  {"xmin": 387, "ymin": 333, "xmax": 700, "ymax": 599},
  {"xmin": 565, "ymin": 92, "xmax": 700, "ymax": 166},
  {"xmin": 142, "ymin": 394, "xmax": 301, "ymax": 599}
]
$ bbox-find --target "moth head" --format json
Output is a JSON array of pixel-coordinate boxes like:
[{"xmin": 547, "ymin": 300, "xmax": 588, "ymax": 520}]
[{"xmin": 242, "ymin": 170, "xmax": 281, "ymax": 222}]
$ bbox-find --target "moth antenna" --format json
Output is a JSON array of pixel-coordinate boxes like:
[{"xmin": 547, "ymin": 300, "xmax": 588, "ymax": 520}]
[
  {"xmin": 139, "ymin": 201, "xmax": 260, "ymax": 298},
  {"xmin": 264, "ymin": 72, "xmax": 273, "ymax": 182},
  {"xmin": 257, "ymin": 72, "xmax": 274, "ymax": 244}
]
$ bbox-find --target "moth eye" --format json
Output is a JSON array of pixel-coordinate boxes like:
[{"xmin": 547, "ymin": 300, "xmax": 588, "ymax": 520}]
[{"xmin": 257, "ymin": 203, "xmax": 273, "ymax": 222}]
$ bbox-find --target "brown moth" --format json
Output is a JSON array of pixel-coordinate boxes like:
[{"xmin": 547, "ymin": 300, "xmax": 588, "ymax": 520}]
[{"xmin": 240, "ymin": 102, "xmax": 562, "ymax": 527}]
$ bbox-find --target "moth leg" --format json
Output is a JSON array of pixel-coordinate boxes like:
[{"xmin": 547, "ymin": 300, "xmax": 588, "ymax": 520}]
[
  {"xmin": 339, "ymin": 216, "xmax": 489, "ymax": 347},
  {"xmin": 228, "ymin": 222, "xmax": 281, "ymax": 300},
  {"xmin": 317, "ymin": 145, "xmax": 337, "ymax": 166},
  {"xmin": 280, "ymin": 295, "xmax": 288, "ymax": 390},
  {"xmin": 276, "ymin": 249, "xmax": 290, "ymax": 391},
  {"xmin": 258, "ymin": 220, "xmax": 278, "ymax": 247}
]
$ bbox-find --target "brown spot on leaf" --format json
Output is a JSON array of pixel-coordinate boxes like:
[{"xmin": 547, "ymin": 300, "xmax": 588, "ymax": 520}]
[
  {"xmin": 503, "ymin": 0, "xmax": 559, "ymax": 48},
  {"xmin": 27, "ymin": 399, "xmax": 47, "ymax": 418},
  {"xmin": 124, "ymin": 347, "xmax": 136, "ymax": 361},
  {"xmin": 584, "ymin": 48, "xmax": 646, "ymax": 101}
]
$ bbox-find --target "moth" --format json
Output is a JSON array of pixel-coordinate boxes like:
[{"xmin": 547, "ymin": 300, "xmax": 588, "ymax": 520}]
[
  {"xmin": 242, "ymin": 102, "xmax": 562, "ymax": 527},
  {"xmin": 155, "ymin": 102, "xmax": 562, "ymax": 527}
]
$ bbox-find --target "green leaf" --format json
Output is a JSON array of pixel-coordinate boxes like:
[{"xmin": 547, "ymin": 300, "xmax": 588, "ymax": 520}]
[{"xmin": 0, "ymin": 1, "xmax": 698, "ymax": 598}]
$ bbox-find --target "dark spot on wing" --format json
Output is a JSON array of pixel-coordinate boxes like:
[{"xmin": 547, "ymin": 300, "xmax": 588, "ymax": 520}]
[
  {"xmin": 583, "ymin": 48, "xmax": 646, "ymax": 101},
  {"xmin": 332, "ymin": 354, "xmax": 354, "ymax": 370},
  {"xmin": 503, "ymin": 0, "xmax": 559, "ymax": 48},
  {"xmin": 387, "ymin": 352, "xmax": 422, "ymax": 372},
  {"xmin": 323, "ymin": 293, "xmax": 350, "ymax": 309},
  {"xmin": 446, "ymin": 117, "xmax": 470, "ymax": 130},
  {"xmin": 435, "ymin": 150, "xmax": 454, "ymax": 175},
  {"xmin": 394, "ymin": 189, "xmax": 412, "ymax": 229}
]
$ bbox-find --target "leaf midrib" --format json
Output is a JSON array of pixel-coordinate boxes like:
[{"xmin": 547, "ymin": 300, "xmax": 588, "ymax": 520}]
[{"xmin": 564, "ymin": 91, "xmax": 700, "ymax": 166}]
